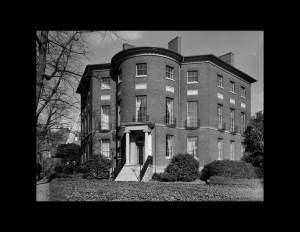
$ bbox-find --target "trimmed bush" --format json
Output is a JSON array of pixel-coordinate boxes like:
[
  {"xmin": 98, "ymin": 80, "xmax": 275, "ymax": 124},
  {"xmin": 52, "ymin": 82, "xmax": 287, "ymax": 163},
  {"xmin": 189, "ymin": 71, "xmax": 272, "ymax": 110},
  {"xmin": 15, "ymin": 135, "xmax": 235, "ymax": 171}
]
[
  {"xmin": 164, "ymin": 153, "xmax": 200, "ymax": 182},
  {"xmin": 159, "ymin": 172, "xmax": 175, "ymax": 182},
  {"xmin": 152, "ymin": 172, "xmax": 161, "ymax": 181},
  {"xmin": 210, "ymin": 176, "xmax": 264, "ymax": 187},
  {"xmin": 253, "ymin": 167, "xmax": 264, "ymax": 179},
  {"xmin": 200, "ymin": 160, "xmax": 256, "ymax": 181},
  {"xmin": 54, "ymin": 165, "xmax": 65, "ymax": 174},
  {"xmin": 82, "ymin": 154, "xmax": 112, "ymax": 179}
]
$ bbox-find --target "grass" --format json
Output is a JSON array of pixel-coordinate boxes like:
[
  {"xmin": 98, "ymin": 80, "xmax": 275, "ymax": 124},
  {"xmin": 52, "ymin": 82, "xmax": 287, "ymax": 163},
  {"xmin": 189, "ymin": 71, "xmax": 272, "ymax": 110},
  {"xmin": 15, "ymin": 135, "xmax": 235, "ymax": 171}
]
[{"xmin": 49, "ymin": 177, "xmax": 263, "ymax": 201}]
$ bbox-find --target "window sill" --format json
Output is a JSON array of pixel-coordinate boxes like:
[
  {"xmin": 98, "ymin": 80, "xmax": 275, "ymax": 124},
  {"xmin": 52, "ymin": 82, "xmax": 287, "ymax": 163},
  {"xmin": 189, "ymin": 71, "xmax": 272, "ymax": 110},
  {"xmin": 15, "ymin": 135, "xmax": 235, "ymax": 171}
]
[
  {"xmin": 135, "ymin": 75, "xmax": 147, "ymax": 78},
  {"xmin": 187, "ymin": 82, "xmax": 199, "ymax": 84},
  {"xmin": 166, "ymin": 156, "xmax": 172, "ymax": 160},
  {"xmin": 101, "ymin": 87, "xmax": 111, "ymax": 90},
  {"xmin": 165, "ymin": 77, "xmax": 175, "ymax": 82},
  {"xmin": 217, "ymin": 158, "xmax": 222, "ymax": 160},
  {"xmin": 230, "ymin": 91, "xmax": 236, "ymax": 95},
  {"xmin": 241, "ymin": 96, "xmax": 246, "ymax": 99},
  {"xmin": 217, "ymin": 85, "xmax": 224, "ymax": 89}
]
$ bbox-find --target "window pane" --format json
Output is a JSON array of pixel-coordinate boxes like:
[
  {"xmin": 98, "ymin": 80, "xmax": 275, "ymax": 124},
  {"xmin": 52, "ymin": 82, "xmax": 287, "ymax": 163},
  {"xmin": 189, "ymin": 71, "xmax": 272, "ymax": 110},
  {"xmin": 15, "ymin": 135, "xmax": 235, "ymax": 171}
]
[
  {"xmin": 187, "ymin": 71, "xmax": 198, "ymax": 82},
  {"xmin": 187, "ymin": 137, "xmax": 197, "ymax": 157},
  {"xmin": 166, "ymin": 135, "xmax": 173, "ymax": 157},
  {"xmin": 187, "ymin": 102, "xmax": 197, "ymax": 126},
  {"xmin": 101, "ymin": 106, "xmax": 110, "ymax": 129},
  {"xmin": 101, "ymin": 139, "xmax": 110, "ymax": 157}
]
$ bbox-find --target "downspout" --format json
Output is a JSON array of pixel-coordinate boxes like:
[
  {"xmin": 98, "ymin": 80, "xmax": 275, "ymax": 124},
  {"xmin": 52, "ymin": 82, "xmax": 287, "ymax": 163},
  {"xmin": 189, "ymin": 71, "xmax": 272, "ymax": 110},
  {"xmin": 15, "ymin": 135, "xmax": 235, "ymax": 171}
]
[{"xmin": 154, "ymin": 126, "xmax": 156, "ymax": 173}]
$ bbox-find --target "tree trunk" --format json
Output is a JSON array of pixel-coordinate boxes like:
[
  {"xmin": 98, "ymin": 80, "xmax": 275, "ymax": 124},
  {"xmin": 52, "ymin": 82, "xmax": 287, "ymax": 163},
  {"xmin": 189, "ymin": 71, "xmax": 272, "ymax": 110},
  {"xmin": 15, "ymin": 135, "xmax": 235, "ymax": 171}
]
[{"xmin": 36, "ymin": 31, "xmax": 48, "ymax": 113}]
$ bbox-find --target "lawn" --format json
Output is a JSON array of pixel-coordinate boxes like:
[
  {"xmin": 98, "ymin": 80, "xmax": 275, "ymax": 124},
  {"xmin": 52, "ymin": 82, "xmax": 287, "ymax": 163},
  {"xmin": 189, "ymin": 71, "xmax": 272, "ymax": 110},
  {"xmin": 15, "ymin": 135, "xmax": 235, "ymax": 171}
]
[{"xmin": 49, "ymin": 177, "xmax": 264, "ymax": 201}]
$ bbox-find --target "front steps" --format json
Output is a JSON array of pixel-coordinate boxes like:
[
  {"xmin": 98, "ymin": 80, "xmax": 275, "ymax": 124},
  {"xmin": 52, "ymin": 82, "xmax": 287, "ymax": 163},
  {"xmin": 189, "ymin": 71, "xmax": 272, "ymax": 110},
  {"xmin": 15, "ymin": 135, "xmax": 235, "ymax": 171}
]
[{"xmin": 115, "ymin": 165, "xmax": 141, "ymax": 181}]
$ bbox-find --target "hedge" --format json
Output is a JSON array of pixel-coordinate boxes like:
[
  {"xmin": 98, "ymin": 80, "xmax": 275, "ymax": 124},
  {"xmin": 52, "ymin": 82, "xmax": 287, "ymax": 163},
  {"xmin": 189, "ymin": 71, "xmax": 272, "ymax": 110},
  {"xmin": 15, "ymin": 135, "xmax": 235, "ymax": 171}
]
[
  {"xmin": 210, "ymin": 176, "xmax": 264, "ymax": 187},
  {"xmin": 200, "ymin": 160, "xmax": 257, "ymax": 181}
]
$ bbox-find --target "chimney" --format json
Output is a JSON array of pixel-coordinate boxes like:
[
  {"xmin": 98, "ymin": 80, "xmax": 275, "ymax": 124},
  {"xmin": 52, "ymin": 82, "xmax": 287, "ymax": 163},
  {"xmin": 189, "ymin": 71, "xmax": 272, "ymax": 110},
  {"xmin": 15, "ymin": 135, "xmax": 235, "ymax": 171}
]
[
  {"xmin": 123, "ymin": 43, "xmax": 135, "ymax": 50},
  {"xmin": 218, "ymin": 53, "xmax": 234, "ymax": 66},
  {"xmin": 168, "ymin": 36, "xmax": 182, "ymax": 54}
]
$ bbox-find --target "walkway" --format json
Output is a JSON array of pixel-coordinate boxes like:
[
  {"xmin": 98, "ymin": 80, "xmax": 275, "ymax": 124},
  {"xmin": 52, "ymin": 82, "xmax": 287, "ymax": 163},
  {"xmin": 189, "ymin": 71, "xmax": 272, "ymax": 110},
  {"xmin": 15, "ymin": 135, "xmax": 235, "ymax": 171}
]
[{"xmin": 36, "ymin": 177, "xmax": 50, "ymax": 201}]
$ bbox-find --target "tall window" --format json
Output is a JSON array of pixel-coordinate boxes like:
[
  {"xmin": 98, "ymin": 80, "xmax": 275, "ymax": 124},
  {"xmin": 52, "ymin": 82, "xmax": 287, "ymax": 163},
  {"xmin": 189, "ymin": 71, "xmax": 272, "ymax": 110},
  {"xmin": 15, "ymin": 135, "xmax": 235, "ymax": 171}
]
[
  {"xmin": 241, "ymin": 86, "xmax": 246, "ymax": 98},
  {"xmin": 101, "ymin": 139, "xmax": 110, "ymax": 157},
  {"xmin": 187, "ymin": 137, "xmax": 198, "ymax": 158},
  {"xmin": 217, "ymin": 75, "xmax": 223, "ymax": 87},
  {"xmin": 101, "ymin": 77, "xmax": 111, "ymax": 89},
  {"xmin": 117, "ymin": 137, "xmax": 121, "ymax": 159},
  {"xmin": 166, "ymin": 98, "xmax": 174, "ymax": 124},
  {"xmin": 136, "ymin": 63, "xmax": 147, "ymax": 76},
  {"xmin": 136, "ymin": 96, "xmax": 147, "ymax": 121},
  {"xmin": 241, "ymin": 112, "xmax": 246, "ymax": 134},
  {"xmin": 230, "ymin": 109, "xmax": 235, "ymax": 131},
  {"xmin": 166, "ymin": 135, "xmax": 173, "ymax": 158},
  {"xmin": 187, "ymin": 71, "xmax": 198, "ymax": 83},
  {"xmin": 218, "ymin": 138, "xmax": 223, "ymax": 160},
  {"xmin": 118, "ymin": 69, "xmax": 122, "ymax": 84},
  {"xmin": 217, "ymin": 104, "xmax": 223, "ymax": 127},
  {"xmin": 230, "ymin": 81, "xmax": 235, "ymax": 93},
  {"xmin": 166, "ymin": 66, "xmax": 174, "ymax": 80},
  {"xmin": 101, "ymin": 105, "xmax": 110, "ymax": 129},
  {"xmin": 187, "ymin": 101, "xmax": 197, "ymax": 127},
  {"xmin": 118, "ymin": 101, "xmax": 121, "ymax": 127},
  {"xmin": 230, "ymin": 141, "xmax": 235, "ymax": 160}
]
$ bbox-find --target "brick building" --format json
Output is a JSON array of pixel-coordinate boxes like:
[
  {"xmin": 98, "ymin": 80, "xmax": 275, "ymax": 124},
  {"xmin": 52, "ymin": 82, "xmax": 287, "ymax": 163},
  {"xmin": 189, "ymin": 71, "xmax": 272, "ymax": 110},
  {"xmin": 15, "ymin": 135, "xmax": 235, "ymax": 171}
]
[{"xmin": 76, "ymin": 37, "xmax": 257, "ymax": 181}]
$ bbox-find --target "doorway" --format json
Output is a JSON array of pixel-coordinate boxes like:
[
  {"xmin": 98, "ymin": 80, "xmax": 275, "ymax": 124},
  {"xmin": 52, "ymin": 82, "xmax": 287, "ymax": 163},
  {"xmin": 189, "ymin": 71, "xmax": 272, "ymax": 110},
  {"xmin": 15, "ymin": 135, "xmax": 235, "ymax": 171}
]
[{"xmin": 135, "ymin": 133, "xmax": 145, "ymax": 165}]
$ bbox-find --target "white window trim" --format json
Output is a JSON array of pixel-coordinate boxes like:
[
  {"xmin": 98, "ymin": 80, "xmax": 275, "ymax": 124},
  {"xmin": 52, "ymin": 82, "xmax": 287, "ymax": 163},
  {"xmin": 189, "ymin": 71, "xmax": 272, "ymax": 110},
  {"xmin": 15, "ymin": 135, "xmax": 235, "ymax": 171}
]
[
  {"xmin": 230, "ymin": 91, "xmax": 236, "ymax": 94},
  {"xmin": 241, "ymin": 96, "xmax": 246, "ymax": 99},
  {"xmin": 218, "ymin": 85, "xmax": 224, "ymax": 89},
  {"xmin": 101, "ymin": 86, "xmax": 111, "ymax": 90},
  {"xmin": 135, "ymin": 75, "xmax": 147, "ymax": 78},
  {"xmin": 187, "ymin": 81, "xmax": 199, "ymax": 84},
  {"xmin": 165, "ymin": 77, "xmax": 175, "ymax": 81}
]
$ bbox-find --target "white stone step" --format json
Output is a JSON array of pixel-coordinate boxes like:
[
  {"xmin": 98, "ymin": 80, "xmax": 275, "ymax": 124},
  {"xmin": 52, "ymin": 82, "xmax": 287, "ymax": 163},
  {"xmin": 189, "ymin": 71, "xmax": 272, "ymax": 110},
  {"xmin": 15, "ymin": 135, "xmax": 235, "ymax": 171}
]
[{"xmin": 115, "ymin": 165, "xmax": 140, "ymax": 181}]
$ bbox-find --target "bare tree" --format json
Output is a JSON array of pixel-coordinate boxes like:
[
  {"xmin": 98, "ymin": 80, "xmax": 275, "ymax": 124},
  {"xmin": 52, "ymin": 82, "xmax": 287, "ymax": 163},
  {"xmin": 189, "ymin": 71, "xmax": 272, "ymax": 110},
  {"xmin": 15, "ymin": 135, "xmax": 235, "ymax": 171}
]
[{"xmin": 36, "ymin": 31, "xmax": 127, "ymax": 161}]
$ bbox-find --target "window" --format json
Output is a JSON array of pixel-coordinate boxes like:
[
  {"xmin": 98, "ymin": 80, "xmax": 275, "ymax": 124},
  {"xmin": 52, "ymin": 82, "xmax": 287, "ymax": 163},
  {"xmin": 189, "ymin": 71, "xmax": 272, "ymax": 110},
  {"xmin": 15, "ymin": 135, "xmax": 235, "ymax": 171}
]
[
  {"xmin": 166, "ymin": 66, "xmax": 174, "ymax": 80},
  {"xmin": 217, "ymin": 75, "xmax": 223, "ymax": 87},
  {"xmin": 218, "ymin": 138, "xmax": 223, "ymax": 160},
  {"xmin": 230, "ymin": 141, "xmax": 235, "ymax": 160},
  {"xmin": 217, "ymin": 104, "xmax": 223, "ymax": 127},
  {"xmin": 118, "ymin": 69, "xmax": 122, "ymax": 84},
  {"xmin": 166, "ymin": 135, "xmax": 173, "ymax": 158},
  {"xmin": 187, "ymin": 101, "xmax": 197, "ymax": 127},
  {"xmin": 230, "ymin": 109, "xmax": 235, "ymax": 132},
  {"xmin": 166, "ymin": 98, "xmax": 174, "ymax": 124},
  {"xmin": 101, "ymin": 139, "xmax": 110, "ymax": 157},
  {"xmin": 84, "ymin": 117, "xmax": 87, "ymax": 135},
  {"xmin": 187, "ymin": 71, "xmax": 198, "ymax": 83},
  {"xmin": 136, "ymin": 96, "xmax": 147, "ymax": 121},
  {"xmin": 117, "ymin": 137, "xmax": 121, "ymax": 159},
  {"xmin": 118, "ymin": 101, "xmax": 121, "ymax": 127},
  {"xmin": 136, "ymin": 63, "xmax": 147, "ymax": 76},
  {"xmin": 241, "ymin": 112, "xmax": 246, "ymax": 134},
  {"xmin": 187, "ymin": 137, "xmax": 198, "ymax": 158},
  {"xmin": 101, "ymin": 105, "xmax": 110, "ymax": 130},
  {"xmin": 241, "ymin": 86, "xmax": 246, "ymax": 98},
  {"xmin": 230, "ymin": 81, "xmax": 235, "ymax": 93},
  {"xmin": 101, "ymin": 77, "xmax": 111, "ymax": 89}
]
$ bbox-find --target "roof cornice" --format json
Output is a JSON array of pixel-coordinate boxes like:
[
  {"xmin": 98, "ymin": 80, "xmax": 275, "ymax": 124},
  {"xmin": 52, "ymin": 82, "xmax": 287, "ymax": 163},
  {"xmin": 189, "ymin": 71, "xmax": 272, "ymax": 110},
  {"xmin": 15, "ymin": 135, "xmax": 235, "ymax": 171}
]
[
  {"xmin": 111, "ymin": 47, "xmax": 183, "ymax": 68},
  {"xmin": 183, "ymin": 54, "xmax": 257, "ymax": 83}
]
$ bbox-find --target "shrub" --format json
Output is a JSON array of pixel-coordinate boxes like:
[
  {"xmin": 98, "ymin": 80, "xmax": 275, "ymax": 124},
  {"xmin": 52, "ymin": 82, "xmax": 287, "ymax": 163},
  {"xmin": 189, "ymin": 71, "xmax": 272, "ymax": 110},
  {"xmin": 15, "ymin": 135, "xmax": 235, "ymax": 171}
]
[
  {"xmin": 159, "ymin": 172, "xmax": 175, "ymax": 182},
  {"xmin": 200, "ymin": 160, "xmax": 256, "ymax": 181},
  {"xmin": 54, "ymin": 165, "xmax": 65, "ymax": 174},
  {"xmin": 164, "ymin": 153, "xmax": 200, "ymax": 182},
  {"xmin": 152, "ymin": 172, "xmax": 161, "ymax": 181},
  {"xmin": 82, "ymin": 154, "xmax": 112, "ymax": 179},
  {"xmin": 253, "ymin": 167, "xmax": 264, "ymax": 179},
  {"xmin": 210, "ymin": 176, "xmax": 264, "ymax": 187}
]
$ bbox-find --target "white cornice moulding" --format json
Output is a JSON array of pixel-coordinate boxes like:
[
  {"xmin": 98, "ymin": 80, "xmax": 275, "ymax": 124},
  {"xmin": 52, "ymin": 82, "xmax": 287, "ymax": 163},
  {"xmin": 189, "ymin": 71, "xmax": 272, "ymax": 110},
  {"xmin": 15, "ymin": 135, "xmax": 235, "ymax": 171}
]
[
  {"xmin": 187, "ymin": 89, "xmax": 198, "ymax": 95},
  {"xmin": 101, "ymin": 95, "xmax": 110, "ymax": 100},
  {"xmin": 230, "ymin": 98, "xmax": 235, "ymax": 104},
  {"xmin": 241, "ymin": 102, "xmax": 246, "ymax": 108},
  {"xmin": 217, "ymin": 93, "xmax": 223, "ymax": 99},
  {"xmin": 135, "ymin": 83, "xmax": 147, "ymax": 89},
  {"xmin": 166, "ymin": 85, "xmax": 174, "ymax": 93}
]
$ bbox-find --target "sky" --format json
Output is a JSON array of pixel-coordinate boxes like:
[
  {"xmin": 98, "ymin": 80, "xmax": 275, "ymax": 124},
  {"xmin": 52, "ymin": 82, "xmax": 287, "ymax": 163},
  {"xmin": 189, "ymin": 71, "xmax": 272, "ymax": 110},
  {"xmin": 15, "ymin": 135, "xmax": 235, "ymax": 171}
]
[{"xmin": 79, "ymin": 31, "xmax": 263, "ymax": 116}]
